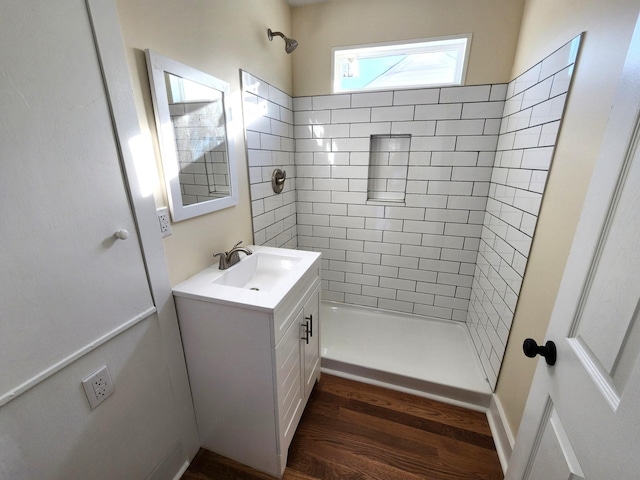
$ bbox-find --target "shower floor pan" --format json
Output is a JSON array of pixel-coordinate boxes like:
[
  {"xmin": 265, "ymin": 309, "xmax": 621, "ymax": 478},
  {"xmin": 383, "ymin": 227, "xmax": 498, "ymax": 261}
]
[{"xmin": 320, "ymin": 301, "xmax": 492, "ymax": 410}]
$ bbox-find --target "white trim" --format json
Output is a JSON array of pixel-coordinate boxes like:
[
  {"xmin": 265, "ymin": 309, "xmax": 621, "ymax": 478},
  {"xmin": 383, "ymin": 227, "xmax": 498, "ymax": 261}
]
[
  {"xmin": 144, "ymin": 49, "xmax": 239, "ymax": 222},
  {"xmin": 146, "ymin": 441, "xmax": 191, "ymax": 480},
  {"xmin": 171, "ymin": 462, "xmax": 190, "ymax": 480},
  {"xmin": 321, "ymin": 366, "xmax": 490, "ymax": 413},
  {"xmin": 0, "ymin": 307, "xmax": 156, "ymax": 408},
  {"xmin": 487, "ymin": 394, "xmax": 515, "ymax": 473}
]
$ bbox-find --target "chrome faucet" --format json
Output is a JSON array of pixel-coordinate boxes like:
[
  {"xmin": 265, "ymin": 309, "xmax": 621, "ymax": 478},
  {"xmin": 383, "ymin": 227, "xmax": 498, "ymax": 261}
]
[{"xmin": 214, "ymin": 241, "xmax": 253, "ymax": 270}]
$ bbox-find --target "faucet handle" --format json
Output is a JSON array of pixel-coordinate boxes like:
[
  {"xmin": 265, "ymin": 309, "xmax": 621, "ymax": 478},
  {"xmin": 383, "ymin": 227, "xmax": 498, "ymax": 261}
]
[
  {"xmin": 232, "ymin": 240, "xmax": 243, "ymax": 249},
  {"xmin": 213, "ymin": 252, "xmax": 228, "ymax": 269}
]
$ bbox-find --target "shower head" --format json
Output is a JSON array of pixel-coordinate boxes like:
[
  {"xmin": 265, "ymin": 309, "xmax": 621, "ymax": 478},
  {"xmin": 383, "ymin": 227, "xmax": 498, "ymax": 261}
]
[{"xmin": 267, "ymin": 28, "xmax": 298, "ymax": 54}]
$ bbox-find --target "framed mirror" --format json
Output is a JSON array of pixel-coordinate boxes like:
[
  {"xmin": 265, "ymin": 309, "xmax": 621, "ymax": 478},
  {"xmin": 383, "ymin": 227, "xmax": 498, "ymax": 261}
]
[{"xmin": 145, "ymin": 49, "xmax": 238, "ymax": 221}]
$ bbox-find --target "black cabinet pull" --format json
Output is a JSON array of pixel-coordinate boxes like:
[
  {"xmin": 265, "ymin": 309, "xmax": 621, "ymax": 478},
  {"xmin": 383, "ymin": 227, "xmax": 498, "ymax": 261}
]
[
  {"xmin": 301, "ymin": 321, "xmax": 309, "ymax": 344},
  {"xmin": 305, "ymin": 314, "xmax": 313, "ymax": 337}
]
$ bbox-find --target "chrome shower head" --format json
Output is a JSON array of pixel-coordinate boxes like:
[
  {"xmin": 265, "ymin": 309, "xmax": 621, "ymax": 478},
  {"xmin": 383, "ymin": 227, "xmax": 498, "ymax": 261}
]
[
  {"xmin": 284, "ymin": 37, "xmax": 298, "ymax": 54},
  {"xmin": 267, "ymin": 28, "xmax": 298, "ymax": 54}
]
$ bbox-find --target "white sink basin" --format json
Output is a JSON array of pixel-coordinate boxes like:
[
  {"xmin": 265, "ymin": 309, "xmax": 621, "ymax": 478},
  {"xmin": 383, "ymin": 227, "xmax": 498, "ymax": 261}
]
[
  {"xmin": 212, "ymin": 252, "xmax": 301, "ymax": 292},
  {"xmin": 172, "ymin": 245, "xmax": 321, "ymax": 311}
]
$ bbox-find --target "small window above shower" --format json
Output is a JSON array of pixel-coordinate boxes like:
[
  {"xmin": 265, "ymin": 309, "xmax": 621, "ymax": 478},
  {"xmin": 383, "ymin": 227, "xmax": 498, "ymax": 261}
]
[
  {"xmin": 332, "ymin": 34, "xmax": 472, "ymax": 94},
  {"xmin": 367, "ymin": 134, "xmax": 411, "ymax": 203}
]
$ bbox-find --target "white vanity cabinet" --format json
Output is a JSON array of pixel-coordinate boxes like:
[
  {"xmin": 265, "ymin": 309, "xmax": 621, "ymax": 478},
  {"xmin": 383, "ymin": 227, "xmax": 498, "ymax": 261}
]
[{"xmin": 172, "ymin": 246, "xmax": 321, "ymax": 478}]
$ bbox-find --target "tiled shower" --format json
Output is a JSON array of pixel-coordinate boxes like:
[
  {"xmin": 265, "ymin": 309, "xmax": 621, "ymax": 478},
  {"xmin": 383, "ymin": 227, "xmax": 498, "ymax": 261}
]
[
  {"xmin": 467, "ymin": 36, "xmax": 581, "ymax": 386},
  {"xmin": 293, "ymin": 84, "xmax": 505, "ymax": 325},
  {"xmin": 241, "ymin": 35, "xmax": 580, "ymax": 388}
]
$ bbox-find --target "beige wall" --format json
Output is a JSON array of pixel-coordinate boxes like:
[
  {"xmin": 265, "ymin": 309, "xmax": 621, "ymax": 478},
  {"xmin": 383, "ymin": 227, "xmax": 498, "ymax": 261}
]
[
  {"xmin": 291, "ymin": 0, "xmax": 525, "ymax": 96},
  {"xmin": 116, "ymin": 0, "xmax": 292, "ymax": 284},
  {"xmin": 495, "ymin": 0, "xmax": 639, "ymax": 436}
]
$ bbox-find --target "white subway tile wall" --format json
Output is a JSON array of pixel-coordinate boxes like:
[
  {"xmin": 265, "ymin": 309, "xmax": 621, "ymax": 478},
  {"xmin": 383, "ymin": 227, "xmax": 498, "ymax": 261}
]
[
  {"xmin": 240, "ymin": 34, "xmax": 580, "ymax": 391},
  {"xmin": 466, "ymin": 35, "xmax": 581, "ymax": 388},
  {"xmin": 241, "ymin": 71, "xmax": 297, "ymax": 248},
  {"xmin": 294, "ymin": 84, "xmax": 507, "ymax": 324}
]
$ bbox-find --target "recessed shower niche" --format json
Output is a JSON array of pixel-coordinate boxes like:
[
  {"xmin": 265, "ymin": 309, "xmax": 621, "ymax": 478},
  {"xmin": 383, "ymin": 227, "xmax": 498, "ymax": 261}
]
[
  {"xmin": 367, "ymin": 134, "xmax": 411, "ymax": 203},
  {"xmin": 241, "ymin": 34, "xmax": 582, "ymax": 390}
]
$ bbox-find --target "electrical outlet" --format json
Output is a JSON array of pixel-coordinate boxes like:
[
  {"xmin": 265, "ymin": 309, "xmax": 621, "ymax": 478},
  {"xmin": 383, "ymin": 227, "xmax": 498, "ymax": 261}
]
[
  {"xmin": 82, "ymin": 365, "xmax": 115, "ymax": 410},
  {"xmin": 157, "ymin": 207, "xmax": 172, "ymax": 237}
]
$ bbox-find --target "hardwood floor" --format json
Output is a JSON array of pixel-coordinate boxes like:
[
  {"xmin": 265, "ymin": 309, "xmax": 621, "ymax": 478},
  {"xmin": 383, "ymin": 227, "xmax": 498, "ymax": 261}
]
[{"xmin": 182, "ymin": 374, "xmax": 503, "ymax": 480}]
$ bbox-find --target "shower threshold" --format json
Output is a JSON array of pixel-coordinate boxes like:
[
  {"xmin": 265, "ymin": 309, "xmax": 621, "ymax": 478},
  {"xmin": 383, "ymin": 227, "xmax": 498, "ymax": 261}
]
[{"xmin": 320, "ymin": 301, "xmax": 492, "ymax": 411}]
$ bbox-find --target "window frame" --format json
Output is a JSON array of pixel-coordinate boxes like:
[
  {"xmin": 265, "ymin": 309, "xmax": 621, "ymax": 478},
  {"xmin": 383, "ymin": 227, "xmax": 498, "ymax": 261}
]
[{"xmin": 331, "ymin": 34, "xmax": 473, "ymax": 94}]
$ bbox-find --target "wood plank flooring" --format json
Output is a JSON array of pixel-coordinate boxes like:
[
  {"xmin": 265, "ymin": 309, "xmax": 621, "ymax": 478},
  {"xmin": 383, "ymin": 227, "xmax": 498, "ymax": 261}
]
[{"xmin": 182, "ymin": 374, "xmax": 503, "ymax": 480}]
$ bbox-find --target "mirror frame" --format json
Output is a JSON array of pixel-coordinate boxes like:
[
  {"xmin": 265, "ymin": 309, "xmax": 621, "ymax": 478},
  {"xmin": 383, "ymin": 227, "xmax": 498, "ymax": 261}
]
[{"xmin": 145, "ymin": 49, "xmax": 238, "ymax": 221}]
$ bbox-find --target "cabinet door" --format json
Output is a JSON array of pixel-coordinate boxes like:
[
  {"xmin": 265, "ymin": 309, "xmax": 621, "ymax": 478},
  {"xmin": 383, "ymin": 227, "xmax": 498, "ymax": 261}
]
[
  {"xmin": 302, "ymin": 285, "xmax": 321, "ymax": 399},
  {"xmin": 275, "ymin": 310, "xmax": 304, "ymax": 451}
]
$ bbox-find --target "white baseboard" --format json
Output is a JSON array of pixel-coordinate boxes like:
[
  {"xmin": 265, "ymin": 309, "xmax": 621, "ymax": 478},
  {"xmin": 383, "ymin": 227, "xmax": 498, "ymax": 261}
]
[
  {"xmin": 486, "ymin": 394, "xmax": 515, "ymax": 474},
  {"xmin": 171, "ymin": 461, "xmax": 190, "ymax": 480},
  {"xmin": 147, "ymin": 442, "xmax": 190, "ymax": 480}
]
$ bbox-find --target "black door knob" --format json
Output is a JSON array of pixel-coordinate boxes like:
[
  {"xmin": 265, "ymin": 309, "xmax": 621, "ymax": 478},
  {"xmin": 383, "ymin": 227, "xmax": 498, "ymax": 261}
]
[{"xmin": 523, "ymin": 338, "xmax": 557, "ymax": 366}]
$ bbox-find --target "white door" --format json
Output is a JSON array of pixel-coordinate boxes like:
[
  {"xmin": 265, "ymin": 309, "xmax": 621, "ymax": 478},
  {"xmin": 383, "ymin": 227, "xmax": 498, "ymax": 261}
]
[
  {"xmin": 506, "ymin": 14, "xmax": 640, "ymax": 480},
  {"xmin": 0, "ymin": 0, "xmax": 155, "ymax": 400}
]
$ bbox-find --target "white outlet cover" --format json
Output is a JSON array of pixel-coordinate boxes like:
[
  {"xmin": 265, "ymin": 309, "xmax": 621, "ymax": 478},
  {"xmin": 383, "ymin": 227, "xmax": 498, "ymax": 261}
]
[
  {"xmin": 82, "ymin": 365, "xmax": 115, "ymax": 410},
  {"xmin": 156, "ymin": 206, "xmax": 172, "ymax": 238}
]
